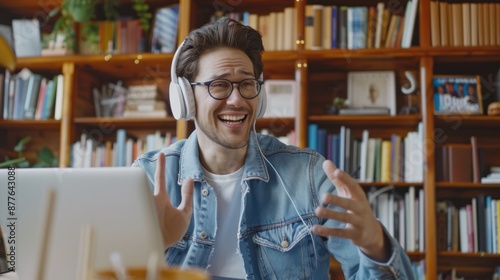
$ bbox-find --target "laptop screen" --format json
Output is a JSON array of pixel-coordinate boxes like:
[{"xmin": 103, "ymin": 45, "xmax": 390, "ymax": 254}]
[{"xmin": 0, "ymin": 167, "xmax": 164, "ymax": 279}]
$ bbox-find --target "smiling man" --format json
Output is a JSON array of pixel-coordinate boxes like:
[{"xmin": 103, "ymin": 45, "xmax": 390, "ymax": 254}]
[{"xmin": 132, "ymin": 18, "xmax": 414, "ymax": 280}]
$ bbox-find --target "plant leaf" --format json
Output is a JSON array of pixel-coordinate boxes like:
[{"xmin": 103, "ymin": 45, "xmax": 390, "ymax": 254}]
[
  {"xmin": 37, "ymin": 147, "xmax": 56, "ymax": 165},
  {"xmin": 0, "ymin": 157, "xmax": 27, "ymax": 168},
  {"xmin": 14, "ymin": 136, "xmax": 32, "ymax": 153}
]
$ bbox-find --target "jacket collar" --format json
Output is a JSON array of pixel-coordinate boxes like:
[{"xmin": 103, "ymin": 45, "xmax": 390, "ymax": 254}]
[{"xmin": 178, "ymin": 130, "xmax": 269, "ymax": 184}]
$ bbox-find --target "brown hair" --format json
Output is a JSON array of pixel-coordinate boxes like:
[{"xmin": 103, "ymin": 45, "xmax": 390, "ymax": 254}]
[{"xmin": 175, "ymin": 18, "xmax": 264, "ymax": 82}]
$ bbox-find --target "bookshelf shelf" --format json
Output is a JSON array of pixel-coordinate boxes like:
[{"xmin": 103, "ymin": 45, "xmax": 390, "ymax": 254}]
[
  {"xmin": 2, "ymin": 0, "xmax": 500, "ymax": 278},
  {"xmin": 435, "ymin": 115, "xmax": 500, "ymax": 128},
  {"xmin": 74, "ymin": 117, "xmax": 177, "ymax": 129},
  {"xmin": 439, "ymin": 251, "xmax": 500, "ymax": 259},
  {"xmin": 436, "ymin": 182, "xmax": 500, "ymax": 188},
  {"xmin": 303, "ymin": 48, "xmax": 425, "ymax": 60},
  {"xmin": 255, "ymin": 117, "xmax": 295, "ymax": 131},
  {"xmin": 359, "ymin": 182, "xmax": 424, "ymax": 188},
  {"xmin": 308, "ymin": 115, "xmax": 421, "ymax": 127},
  {"xmin": 407, "ymin": 251, "xmax": 426, "ymax": 261},
  {"xmin": 0, "ymin": 119, "xmax": 61, "ymax": 129}
]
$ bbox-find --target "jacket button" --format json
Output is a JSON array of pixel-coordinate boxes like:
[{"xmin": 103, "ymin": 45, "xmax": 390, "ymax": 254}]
[
  {"xmin": 201, "ymin": 189, "xmax": 209, "ymax": 196},
  {"xmin": 281, "ymin": 240, "xmax": 289, "ymax": 248},
  {"xmin": 199, "ymin": 231, "xmax": 207, "ymax": 239}
]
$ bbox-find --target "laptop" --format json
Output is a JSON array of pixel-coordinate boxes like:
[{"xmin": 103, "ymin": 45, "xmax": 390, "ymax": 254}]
[{"xmin": 0, "ymin": 167, "xmax": 164, "ymax": 280}]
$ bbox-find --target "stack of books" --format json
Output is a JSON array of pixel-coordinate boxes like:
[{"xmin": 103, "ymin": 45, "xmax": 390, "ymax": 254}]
[
  {"xmin": 481, "ymin": 166, "xmax": 500, "ymax": 184},
  {"xmin": 123, "ymin": 84, "xmax": 167, "ymax": 118}
]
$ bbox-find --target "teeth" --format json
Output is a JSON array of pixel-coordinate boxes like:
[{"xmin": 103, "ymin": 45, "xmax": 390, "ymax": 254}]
[{"xmin": 220, "ymin": 115, "xmax": 245, "ymax": 122}]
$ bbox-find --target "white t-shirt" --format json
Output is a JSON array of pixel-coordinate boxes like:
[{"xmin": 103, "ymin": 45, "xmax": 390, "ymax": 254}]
[{"xmin": 203, "ymin": 166, "xmax": 246, "ymax": 280}]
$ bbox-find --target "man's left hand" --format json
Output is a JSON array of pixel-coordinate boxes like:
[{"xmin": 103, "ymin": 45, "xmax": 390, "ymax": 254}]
[{"xmin": 311, "ymin": 160, "xmax": 389, "ymax": 262}]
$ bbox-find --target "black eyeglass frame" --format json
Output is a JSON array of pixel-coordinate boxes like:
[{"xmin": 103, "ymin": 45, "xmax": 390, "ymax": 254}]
[{"xmin": 190, "ymin": 78, "xmax": 264, "ymax": 100}]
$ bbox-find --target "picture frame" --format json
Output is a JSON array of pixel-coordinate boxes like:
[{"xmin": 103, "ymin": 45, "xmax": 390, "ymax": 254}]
[
  {"xmin": 432, "ymin": 75, "xmax": 483, "ymax": 115},
  {"xmin": 263, "ymin": 79, "xmax": 297, "ymax": 118},
  {"xmin": 347, "ymin": 71, "xmax": 396, "ymax": 115}
]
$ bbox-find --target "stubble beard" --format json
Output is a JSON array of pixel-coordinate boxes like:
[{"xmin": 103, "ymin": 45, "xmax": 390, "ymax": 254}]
[{"xmin": 197, "ymin": 120, "xmax": 250, "ymax": 150}]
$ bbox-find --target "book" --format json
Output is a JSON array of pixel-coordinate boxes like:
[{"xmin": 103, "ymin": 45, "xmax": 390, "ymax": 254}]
[
  {"xmin": 470, "ymin": 3, "xmax": 478, "ymax": 47},
  {"xmin": 402, "ymin": 0, "xmax": 418, "ymax": 48},
  {"xmin": 380, "ymin": 140, "xmax": 392, "ymax": 182},
  {"xmin": 41, "ymin": 78, "xmax": 57, "ymax": 120},
  {"xmin": 439, "ymin": 2, "xmax": 449, "ymax": 47},
  {"xmin": 12, "ymin": 68, "xmax": 31, "ymax": 120},
  {"xmin": 447, "ymin": 144, "xmax": 472, "ymax": 182},
  {"xmin": 322, "ymin": 6, "xmax": 332, "ymax": 50},
  {"xmin": 53, "ymin": 74, "xmax": 64, "ymax": 120},
  {"xmin": 34, "ymin": 78, "xmax": 48, "ymax": 120},
  {"xmin": 307, "ymin": 123, "xmax": 318, "ymax": 151},
  {"xmin": 151, "ymin": 5, "xmax": 179, "ymax": 53},
  {"xmin": 374, "ymin": 2, "xmax": 385, "ymax": 48},
  {"xmin": 462, "ymin": 3, "xmax": 471, "ymax": 47},
  {"xmin": 312, "ymin": 5, "xmax": 323, "ymax": 50},
  {"xmin": 430, "ymin": 0, "xmax": 440, "ymax": 47},
  {"xmin": 451, "ymin": 3, "xmax": 463, "ymax": 47},
  {"xmin": 304, "ymin": 5, "xmax": 314, "ymax": 50},
  {"xmin": 471, "ymin": 136, "xmax": 480, "ymax": 183},
  {"xmin": 23, "ymin": 73, "xmax": 42, "ymax": 119}
]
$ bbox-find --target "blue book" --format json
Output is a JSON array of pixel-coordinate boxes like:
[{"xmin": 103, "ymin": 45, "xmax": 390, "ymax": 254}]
[
  {"xmin": 23, "ymin": 73, "xmax": 42, "ymax": 119},
  {"xmin": 116, "ymin": 129, "xmax": 127, "ymax": 166},
  {"xmin": 326, "ymin": 134, "xmax": 333, "ymax": 161},
  {"xmin": 352, "ymin": 6, "xmax": 368, "ymax": 49},
  {"xmin": 41, "ymin": 78, "xmax": 56, "ymax": 119},
  {"xmin": 308, "ymin": 123, "xmax": 318, "ymax": 151},
  {"xmin": 331, "ymin": 6, "xmax": 338, "ymax": 48},
  {"xmin": 151, "ymin": 5, "xmax": 179, "ymax": 53},
  {"xmin": 332, "ymin": 134, "xmax": 340, "ymax": 167},
  {"xmin": 486, "ymin": 195, "xmax": 492, "ymax": 253}
]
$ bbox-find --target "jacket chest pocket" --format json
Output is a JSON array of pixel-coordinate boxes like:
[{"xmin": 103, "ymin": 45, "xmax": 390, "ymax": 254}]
[{"xmin": 252, "ymin": 222, "xmax": 317, "ymax": 280}]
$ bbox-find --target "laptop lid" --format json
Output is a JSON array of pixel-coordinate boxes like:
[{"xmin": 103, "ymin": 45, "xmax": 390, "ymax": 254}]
[{"xmin": 0, "ymin": 167, "xmax": 164, "ymax": 280}]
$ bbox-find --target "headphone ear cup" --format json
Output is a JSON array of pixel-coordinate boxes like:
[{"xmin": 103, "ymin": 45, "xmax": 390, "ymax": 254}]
[
  {"xmin": 169, "ymin": 79, "xmax": 186, "ymax": 120},
  {"xmin": 256, "ymin": 82, "xmax": 267, "ymax": 118},
  {"xmin": 178, "ymin": 77, "xmax": 196, "ymax": 119}
]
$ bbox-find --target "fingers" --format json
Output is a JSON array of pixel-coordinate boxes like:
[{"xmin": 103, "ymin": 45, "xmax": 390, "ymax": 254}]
[
  {"xmin": 320, "ymin": 193, "xmax": 360, "ymax": 213},
  {"xmin": 312, "ymin": 224, "xmax": 358, "ymax": 240},
  {"xmin": 322, "ymin": 160, "xmax": 365, "ymax": 200},
  {"xmin": 154, "ymin": 153, "xmax": 166, "ymax": 196},
  {"xmin": 315, "ymin": 199, "xmax": 360, "ymax": 224},
  {"xmin": 179, "ymin": 178, "xmax": 194, "ymax": 214}
]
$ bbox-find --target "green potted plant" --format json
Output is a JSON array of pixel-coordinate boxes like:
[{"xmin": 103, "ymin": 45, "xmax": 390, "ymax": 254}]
[
  {"xmin": 0, "ymin": 136, "xmax": 59, "ymax": 168},
  {"xmin": 47, "ymin": 0, "xmax": 152, "ymax": 53}
]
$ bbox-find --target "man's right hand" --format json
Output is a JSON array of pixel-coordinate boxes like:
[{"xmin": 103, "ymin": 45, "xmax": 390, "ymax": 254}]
[{"xmin": 154, "ymin": 152, "xmax": 194, "ymax": 249}]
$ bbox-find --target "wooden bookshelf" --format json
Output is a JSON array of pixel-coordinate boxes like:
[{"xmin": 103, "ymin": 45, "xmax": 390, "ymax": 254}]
[{"xmin": 1, "ymin": 0, "xmax": 500, "ymax": 279}]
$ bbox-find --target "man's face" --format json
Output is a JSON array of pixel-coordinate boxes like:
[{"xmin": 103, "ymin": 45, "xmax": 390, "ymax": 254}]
[{"xmin": 192, "ymin": 47, "xmax": 259, "ymax": 150}]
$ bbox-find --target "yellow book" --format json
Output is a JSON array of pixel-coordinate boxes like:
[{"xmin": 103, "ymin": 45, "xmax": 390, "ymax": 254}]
[
  {"xmin": 430, "ymin": 0, "xmax": 440, "ymax": 47},
  {"xmin": 322, "ymin": 6, "xmax": 332, "ymax": 49},
  {"xmin": 305, "ymin": 5, "xmax": 314, "ymax": 50},
  {"xmin": 489, "ymin": 3, "xmax": 496, "ymax": 46},
  {"xmin": 439, "ymin": 2, "xmax": 449, "ymax": 47},
  {"xmin": 483, "ymin": 3, "xmax": 490, "ymax": 46},
  {"xmin": 381, "ymin": 140, "xmax": 392, "ymax": 182}
]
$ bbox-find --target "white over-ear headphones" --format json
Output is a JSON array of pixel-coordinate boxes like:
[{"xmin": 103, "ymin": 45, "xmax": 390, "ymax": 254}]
[{"xmin": 169, "ymin": 39, "xmax": 267, "ymax": 120}]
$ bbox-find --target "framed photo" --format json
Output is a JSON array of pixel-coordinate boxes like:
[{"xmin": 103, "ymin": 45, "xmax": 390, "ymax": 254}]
[
  {"xmin": 433, "ymin": 75, "xmax": 483, "ymax": 115},
  {"xmin": 263, "ymin": 79, "xmax": 296, "ymax": 118},
  {"xmin": 347, "ymin": 71, "xmax": 396, "ymax": 115}
]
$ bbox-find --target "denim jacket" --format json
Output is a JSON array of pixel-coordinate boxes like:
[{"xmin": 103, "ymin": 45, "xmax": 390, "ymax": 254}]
[{"xmin": 132, "ymin": 131, "xmax": 414, "ymax": 280}]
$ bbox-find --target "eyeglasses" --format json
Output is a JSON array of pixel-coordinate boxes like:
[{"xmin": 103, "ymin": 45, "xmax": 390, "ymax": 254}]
[{"xmin": 190, "ymin": 78, "xmax": 263, "ymax": 100}]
